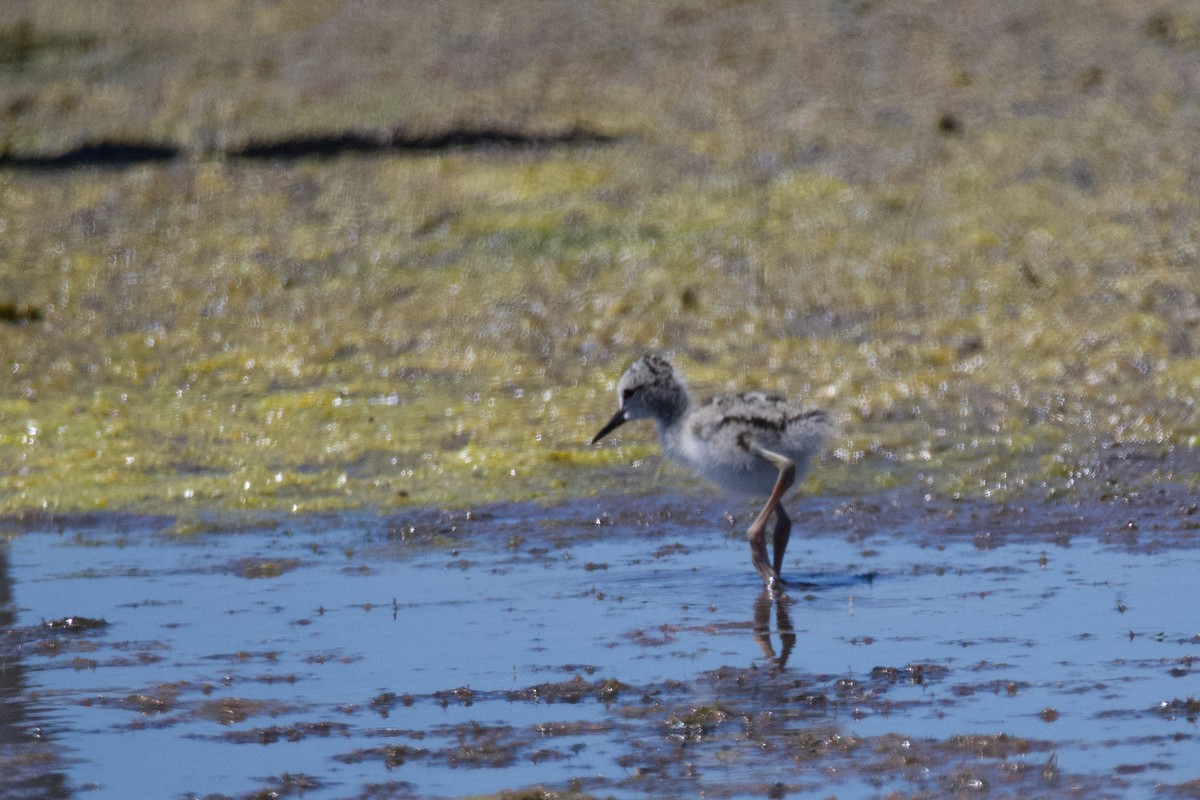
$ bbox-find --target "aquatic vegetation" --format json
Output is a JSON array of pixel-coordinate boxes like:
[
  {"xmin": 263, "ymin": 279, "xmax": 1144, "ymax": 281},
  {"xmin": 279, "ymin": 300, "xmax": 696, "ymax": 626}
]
[{"xmin": 1, "ymin": 142, "xmax": 1196, "ymax": 513}]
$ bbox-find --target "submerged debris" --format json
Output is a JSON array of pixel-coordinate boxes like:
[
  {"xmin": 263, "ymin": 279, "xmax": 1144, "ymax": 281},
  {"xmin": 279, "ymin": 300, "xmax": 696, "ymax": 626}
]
[
  {"xmin": 506, "ymin": 676, "xmax": 628, "ymax": 705},
  {"xmin": 44, "ymin": 616, "xmax": 107, "ymax": 633},
  {"xmin": 193, "ymin": 698, "xmax": 291, "ymax": 726},
  {"xmin": 1154, "ymin": 697, "xmax": 1200, "ymax": 722},
  {"xmin": 222, "ymin": 722, "xmax": 351, "ymax": 745},
  {"xmin": 232, "ymin": 558, "xmax": 301, "ymax": 579}
]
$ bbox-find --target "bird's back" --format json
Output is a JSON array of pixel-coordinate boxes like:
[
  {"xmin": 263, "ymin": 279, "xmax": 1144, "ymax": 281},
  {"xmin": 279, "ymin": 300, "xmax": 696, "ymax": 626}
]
[{"xmin": 665, "ymin": 391, "xmax": 832, "ymax": 494}]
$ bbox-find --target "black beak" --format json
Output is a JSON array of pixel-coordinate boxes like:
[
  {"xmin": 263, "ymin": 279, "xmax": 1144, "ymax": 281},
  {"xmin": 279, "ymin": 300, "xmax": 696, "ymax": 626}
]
[{"xmin": 590, "ymin": 409, "xmax": 628, "ymax": 445}]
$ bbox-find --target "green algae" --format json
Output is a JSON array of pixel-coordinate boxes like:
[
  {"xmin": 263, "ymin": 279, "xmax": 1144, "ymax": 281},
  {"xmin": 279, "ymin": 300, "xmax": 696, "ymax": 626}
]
[
  {"xmin": 1, "ymin": 1, "xmax": 1199, "ymax": 513},
  {"xmin": 1, "ymin": 148, "xmax": 1197, "ymax": 513}
]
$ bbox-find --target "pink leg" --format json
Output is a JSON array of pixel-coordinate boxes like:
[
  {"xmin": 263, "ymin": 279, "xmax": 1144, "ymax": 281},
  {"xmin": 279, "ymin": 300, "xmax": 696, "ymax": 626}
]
[{"xmin": 746, "ymin": 446, "xmax": 796, "ymax": 589}]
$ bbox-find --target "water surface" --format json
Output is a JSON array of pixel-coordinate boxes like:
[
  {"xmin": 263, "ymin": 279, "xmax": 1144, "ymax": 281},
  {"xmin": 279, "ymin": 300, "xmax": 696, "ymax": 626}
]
[{"xmin": 2, "ymin": 491, "xmax": 1198, "ymax": 798}]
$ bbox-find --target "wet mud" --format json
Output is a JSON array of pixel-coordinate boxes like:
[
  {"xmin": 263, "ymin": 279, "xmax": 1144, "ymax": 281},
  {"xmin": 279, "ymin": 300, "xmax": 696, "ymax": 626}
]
[{"xmin": 1, "ymin": 487, "xmax": 1198, "ymax": 798}]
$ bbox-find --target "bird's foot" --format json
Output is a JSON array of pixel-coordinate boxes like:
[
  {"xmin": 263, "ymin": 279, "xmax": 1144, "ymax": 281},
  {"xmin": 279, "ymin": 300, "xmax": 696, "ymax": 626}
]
[{"xmin": 763, "ymin": 572, "xmax": 788, "ymax": 599}]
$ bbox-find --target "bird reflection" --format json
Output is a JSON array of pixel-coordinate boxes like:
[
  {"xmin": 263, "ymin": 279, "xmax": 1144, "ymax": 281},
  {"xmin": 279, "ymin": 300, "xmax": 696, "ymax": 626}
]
[{"xmin": 752, "ymin": 588, "xmax": 796, "ymax": 669}]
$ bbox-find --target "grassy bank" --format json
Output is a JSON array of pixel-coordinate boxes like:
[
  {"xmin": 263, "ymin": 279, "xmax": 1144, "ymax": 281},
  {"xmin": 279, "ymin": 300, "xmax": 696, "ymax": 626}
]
[{"xmin": 2, "ymin": 1, "xmax": 1199, "ymax": 513}]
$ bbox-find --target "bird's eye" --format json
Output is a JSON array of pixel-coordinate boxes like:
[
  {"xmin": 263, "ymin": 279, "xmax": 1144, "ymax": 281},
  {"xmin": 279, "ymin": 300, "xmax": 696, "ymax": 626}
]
[{"xmin": 621, "ymin": 388, "xmax": 634, "ymax": 400}]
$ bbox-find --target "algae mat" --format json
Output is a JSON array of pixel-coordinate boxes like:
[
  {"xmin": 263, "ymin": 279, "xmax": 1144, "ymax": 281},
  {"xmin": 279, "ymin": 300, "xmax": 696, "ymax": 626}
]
[{"xmin": 1, "ymin": 1, "xmax": 1200, "ymax": 512}]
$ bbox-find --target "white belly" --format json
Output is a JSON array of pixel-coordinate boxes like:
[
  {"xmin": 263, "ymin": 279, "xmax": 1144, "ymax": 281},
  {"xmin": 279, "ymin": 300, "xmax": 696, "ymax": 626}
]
[{"xmin": 662, "ymin": 424, "xmax": 796, "ymax": 496}]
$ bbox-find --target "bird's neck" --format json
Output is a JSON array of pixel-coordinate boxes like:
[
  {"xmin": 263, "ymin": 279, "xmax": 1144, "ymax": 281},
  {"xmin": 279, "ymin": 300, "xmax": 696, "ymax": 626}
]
[{"xmin": 653, "ymin": 387, "xmax": 689, "ymax": 431}]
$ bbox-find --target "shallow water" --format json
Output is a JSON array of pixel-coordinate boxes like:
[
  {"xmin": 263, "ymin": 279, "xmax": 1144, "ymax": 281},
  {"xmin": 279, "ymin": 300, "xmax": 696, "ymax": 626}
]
[{"xmin": 1, "ymin": 491, "xmax": 1198, "ymax": 799}]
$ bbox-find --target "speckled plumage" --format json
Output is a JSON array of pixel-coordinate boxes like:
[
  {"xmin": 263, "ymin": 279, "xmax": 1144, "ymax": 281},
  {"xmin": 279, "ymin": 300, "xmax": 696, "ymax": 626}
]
[{"xmin": 592, "ymin": 354, "xmax": 832, "ymax": 588}]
